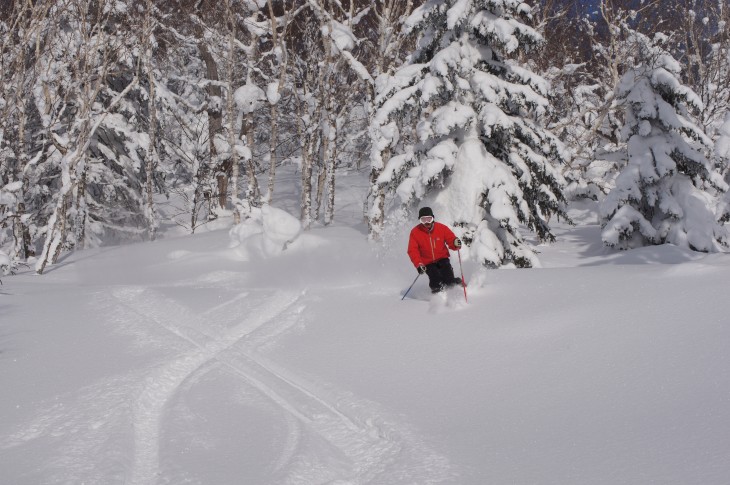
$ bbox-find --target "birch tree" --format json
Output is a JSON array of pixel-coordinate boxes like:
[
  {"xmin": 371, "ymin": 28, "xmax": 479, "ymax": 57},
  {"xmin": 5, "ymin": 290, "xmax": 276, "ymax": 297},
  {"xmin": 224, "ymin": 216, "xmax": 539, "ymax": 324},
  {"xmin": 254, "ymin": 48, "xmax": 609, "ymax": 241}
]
[
  {"xmin": 292, "ymin": 14, "xmax": 323, "ymax": 229},
  {"xmin": 675, "ymin": 0, "xmax": 730, "ymax": 136},
  {"xmin": 143, "ymin": 0, "xmax": 159, "ymax": 240},
  {"xmin": 0, "ymin": 0, "xmax": 56, "ymax": 261},
  {"xmin": 35, "ymin": 0, "xmax": 140, "ymax": 273},
  {"xmin": 263, "ymin": 0, "xmax": 295, "ymax": 205},
  {"xmin": 365, "ymin": 0, "xmax": 417, "ymax": 239}
]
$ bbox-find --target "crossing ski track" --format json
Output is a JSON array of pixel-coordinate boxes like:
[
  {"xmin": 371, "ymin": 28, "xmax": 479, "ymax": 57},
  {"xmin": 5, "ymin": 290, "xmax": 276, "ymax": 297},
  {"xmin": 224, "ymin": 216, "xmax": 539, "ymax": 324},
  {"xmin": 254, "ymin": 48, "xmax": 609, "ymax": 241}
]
[
  {"xmin": 112, "ymin": 283, "xmax": 453, "ymax": 484},
  {"xmin": 0, "ymin": 276, "xmax": 452, "ymax": 484}
]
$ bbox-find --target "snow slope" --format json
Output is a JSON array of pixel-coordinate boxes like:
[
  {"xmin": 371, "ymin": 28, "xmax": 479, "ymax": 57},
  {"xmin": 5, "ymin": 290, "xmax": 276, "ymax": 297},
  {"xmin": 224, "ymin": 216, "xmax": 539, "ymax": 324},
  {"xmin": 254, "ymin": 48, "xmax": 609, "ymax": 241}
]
[{"xmin": 2, "ymin": 176, "xmax": 730, "ymax": 484}]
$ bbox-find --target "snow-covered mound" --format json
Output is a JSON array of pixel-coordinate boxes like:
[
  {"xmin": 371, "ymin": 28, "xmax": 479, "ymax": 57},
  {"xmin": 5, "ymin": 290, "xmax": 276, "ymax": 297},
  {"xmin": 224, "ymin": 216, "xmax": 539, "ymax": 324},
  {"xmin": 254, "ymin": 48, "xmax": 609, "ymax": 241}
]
[{"xmin": 229, "ymin": 204, "xmax": 303, "ymax": 259}]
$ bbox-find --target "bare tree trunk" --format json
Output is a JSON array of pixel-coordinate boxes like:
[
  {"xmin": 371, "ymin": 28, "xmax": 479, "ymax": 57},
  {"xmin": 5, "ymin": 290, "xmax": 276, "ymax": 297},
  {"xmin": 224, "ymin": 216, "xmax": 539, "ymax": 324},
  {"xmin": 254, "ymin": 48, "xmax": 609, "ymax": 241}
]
[
  {"xmin": 266, "ymin": 102, "xmax": 279, "ymax": 203},
  {"xmin": 368, "ymin": 146, "xmax": 389, "ymax": 240},
  {"xmin": 52, "ymin": 192, "xmax": 70, "ymax": 264},
  {"xmin": 11, "ymin": 81, "xmax": 30, "ymax": 258},
  {"xmin": 264, "ymin": 0, "xmax": 292, "ymax": 204},
  {"xmin": 75, "ymin": 161, "xmax": 88, "ymax": 248},
  {"xmin": 145, "ymin": 66, "xmax": 158, "ymax": 239},
  {"xmin": 198, "ymin": 41, "xmax": 224, "ymax": 210},
  {"xmin": 144, "ymin": 0, "xmax": 158, "ymax": 240},
  {"xmin": 265, "ymin": 0, "xmax": 279, "ymax": 203},
  {"xmin": 225, "ymin": 0, "xmax": 241, "ymax": 223},
  {"xmin": 324, "ymin": 101, "xmax": 337, "ymax": 225},
  {"xmin": 190, "ymin": 155, "xmax": 204, "ymax": 233},
  {"xmin": 231, "ymin": 108, "xmax": 242, "ymax": 223},
  {"xmin": 314, "ymin": 165, "xmax": 326, "ymax": 221},
  {"xmin": 315, "ymin": 5, "xmax": 335, "ymax": 223},
  {"xmin": 240, "ymin": 109, "xmax": 261, "ymax": 213},
  {"xmin": 298, "ymin": 93, "xmax": 314, "ymax": 228}
]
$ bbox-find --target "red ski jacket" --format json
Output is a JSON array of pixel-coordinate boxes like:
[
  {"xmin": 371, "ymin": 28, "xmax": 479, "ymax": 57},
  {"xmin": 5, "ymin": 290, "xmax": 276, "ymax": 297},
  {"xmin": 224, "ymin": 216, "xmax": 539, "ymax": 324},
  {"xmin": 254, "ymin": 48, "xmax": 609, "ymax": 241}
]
[{"xmin": 407, "ymin": 221, "xmax": 459, "ymax": 267}]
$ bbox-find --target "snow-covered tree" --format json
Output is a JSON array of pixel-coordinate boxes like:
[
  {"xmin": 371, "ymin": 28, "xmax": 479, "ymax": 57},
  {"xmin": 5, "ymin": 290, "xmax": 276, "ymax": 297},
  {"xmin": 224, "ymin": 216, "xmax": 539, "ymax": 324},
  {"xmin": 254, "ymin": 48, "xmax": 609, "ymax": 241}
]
[
  {"xmin": 669, "ymin": 0, "xmax": 730, "ymax": 137},
  {"xmin": 539, "ymin": 1, "xmax": 655, "ymax": 203},
  {"xmin": 0, "ymin": 0, "xmax": 45, "ymax": 261},
  {"xmin": 363, "ymin": 0, "xmax": 418, "ymax": 238},
  {"xmin": 302, "ymin": 0, "xmax": 377, "ymax": 226},
  {"xmin": 542, "ymin": 61, "xmax": 624, "ymax": 202},
  {"xmin": 34, "ymin": 0, "xmax": 143, "ymax": 274},
  {"xmin": 370, "ymin": 0, "xmax": 569, "ymax": 268},
  {"xmin": 291, "ymin": 1, "xmax": 375, "ymax": 228},
  {"xmin": 600, "ymin": 30, "xmax": 729, "ymax": 251}
]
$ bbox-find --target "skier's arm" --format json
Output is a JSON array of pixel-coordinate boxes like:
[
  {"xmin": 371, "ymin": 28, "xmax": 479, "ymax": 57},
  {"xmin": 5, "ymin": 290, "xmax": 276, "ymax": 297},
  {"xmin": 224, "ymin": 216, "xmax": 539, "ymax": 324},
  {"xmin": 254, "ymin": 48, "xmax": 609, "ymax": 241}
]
[
  {"xmin": 407, "ymin": 231, "xmax": 422, "ymax": 267},
  {"xmin": 443, "ymin": 226, "xmax": 460, "ymax": 251}
]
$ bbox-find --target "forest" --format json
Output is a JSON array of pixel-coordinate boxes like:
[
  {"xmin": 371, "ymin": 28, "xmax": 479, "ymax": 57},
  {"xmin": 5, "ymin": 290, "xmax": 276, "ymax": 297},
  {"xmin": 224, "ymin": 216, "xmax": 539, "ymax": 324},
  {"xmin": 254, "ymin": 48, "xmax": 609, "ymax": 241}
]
[{"xmin": 1, "ymin": 0, "xmax": 729, "ymax": 273}]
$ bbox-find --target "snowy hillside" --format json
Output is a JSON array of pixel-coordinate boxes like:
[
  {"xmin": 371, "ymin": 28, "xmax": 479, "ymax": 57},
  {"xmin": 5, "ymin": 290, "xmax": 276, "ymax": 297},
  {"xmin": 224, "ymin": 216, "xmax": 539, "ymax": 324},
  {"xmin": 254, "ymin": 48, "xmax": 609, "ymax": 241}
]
[{"xmin": 2, "ymin": 173, "xmax": 730, "ymax": 484}]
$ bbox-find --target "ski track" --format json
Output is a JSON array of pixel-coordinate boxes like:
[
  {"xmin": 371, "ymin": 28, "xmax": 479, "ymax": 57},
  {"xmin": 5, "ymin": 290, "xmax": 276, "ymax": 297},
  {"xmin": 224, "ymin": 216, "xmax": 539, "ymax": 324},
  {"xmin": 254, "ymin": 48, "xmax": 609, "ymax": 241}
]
[
  {"xmin": 4, "ymin": 282, "xmax": 453, "ymax": 484},
  {"xmin": 112, "ymin": 286, "xmax": 303, "ymax": 485},
  {"xmin": 114, "ymin": 284, "xmax": 453, "ymax": 484}
]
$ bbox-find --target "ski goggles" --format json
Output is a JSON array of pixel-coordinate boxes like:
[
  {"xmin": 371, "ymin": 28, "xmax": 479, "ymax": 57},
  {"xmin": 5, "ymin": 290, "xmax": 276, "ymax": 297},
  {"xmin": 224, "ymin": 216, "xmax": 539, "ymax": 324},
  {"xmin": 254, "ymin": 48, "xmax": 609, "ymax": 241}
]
[{"xmin": 419, "ymin": 215, "xmax": 434, "ymax": 224}]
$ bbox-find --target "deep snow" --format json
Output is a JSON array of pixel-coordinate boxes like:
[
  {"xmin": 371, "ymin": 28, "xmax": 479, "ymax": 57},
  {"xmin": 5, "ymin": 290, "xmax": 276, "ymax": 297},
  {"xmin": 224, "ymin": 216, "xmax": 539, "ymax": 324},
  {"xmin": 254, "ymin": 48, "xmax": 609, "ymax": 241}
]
[{"xmin": 2, "ymin": 171, "xmax": 730, "ymax": 484}]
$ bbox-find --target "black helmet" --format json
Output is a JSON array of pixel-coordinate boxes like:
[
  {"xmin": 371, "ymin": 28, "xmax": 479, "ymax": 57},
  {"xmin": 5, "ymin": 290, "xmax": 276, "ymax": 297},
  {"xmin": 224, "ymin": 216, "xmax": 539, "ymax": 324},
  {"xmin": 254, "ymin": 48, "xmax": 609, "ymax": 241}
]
[{"xmin": 418, "ymin": 207, "xmax": 434, "ymax": 219}]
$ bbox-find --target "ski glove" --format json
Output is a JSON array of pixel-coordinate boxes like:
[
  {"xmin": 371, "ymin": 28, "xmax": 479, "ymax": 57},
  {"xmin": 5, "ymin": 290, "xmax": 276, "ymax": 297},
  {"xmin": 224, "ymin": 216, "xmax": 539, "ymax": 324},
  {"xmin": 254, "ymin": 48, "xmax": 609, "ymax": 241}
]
[
  {"xmin": 454, "ymin": 238, "xmax": 462, "ymax": 248},
  {"xmin": 417, "ymin": 264, "xmax": 427, "ymax": 275}
]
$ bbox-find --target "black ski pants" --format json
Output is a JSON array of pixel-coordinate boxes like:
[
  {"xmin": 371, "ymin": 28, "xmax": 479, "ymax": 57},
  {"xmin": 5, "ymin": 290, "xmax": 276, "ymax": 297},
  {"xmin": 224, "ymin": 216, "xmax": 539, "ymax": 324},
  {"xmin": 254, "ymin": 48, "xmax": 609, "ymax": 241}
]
[{"xmin": 425, "ymin": 258, "xmax": 458, "ymax": 293}]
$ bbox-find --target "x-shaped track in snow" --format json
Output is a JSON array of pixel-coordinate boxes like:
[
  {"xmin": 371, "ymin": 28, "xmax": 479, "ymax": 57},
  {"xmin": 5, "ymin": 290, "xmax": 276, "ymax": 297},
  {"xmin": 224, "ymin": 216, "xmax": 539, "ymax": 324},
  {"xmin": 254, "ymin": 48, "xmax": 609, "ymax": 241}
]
[
  {"xmin": 112, "ymin": 285, "xmax": 451, "ymax": 485},
  {"xmin": 1, "ymin": 283, "xmax": 452, "ymax": 484}
]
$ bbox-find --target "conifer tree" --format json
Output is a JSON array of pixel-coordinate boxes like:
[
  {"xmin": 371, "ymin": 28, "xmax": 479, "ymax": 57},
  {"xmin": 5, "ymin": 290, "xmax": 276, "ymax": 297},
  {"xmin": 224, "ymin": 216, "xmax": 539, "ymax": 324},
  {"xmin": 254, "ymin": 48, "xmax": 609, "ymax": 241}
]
[
  {"xmin": 600, "ymin": 31, "xmax": 729, "ymax": 251},
  {"xmin": 370, "ymin": 0, "xmax": 568, "ymax": 268}
]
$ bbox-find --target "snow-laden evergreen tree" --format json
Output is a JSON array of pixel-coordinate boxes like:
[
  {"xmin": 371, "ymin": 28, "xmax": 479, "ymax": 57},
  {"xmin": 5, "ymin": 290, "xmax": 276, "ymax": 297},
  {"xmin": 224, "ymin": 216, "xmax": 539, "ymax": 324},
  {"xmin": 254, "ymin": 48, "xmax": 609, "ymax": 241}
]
[
  {"xmin": 600, "ymin": 31, "xmax": 729, "ymax": 252},
  {"xmin": 370, "ymin": 0, "xmax": 569, "ymax": 268}
]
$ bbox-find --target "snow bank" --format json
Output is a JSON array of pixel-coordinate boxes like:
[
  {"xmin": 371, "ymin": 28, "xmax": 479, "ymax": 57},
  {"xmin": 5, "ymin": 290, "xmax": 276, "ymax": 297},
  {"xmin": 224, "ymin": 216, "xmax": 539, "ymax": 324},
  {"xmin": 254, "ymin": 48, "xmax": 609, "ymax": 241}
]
[{"xmin": 229, "ymin": 205, "xmax": 302, "ymax": 259}]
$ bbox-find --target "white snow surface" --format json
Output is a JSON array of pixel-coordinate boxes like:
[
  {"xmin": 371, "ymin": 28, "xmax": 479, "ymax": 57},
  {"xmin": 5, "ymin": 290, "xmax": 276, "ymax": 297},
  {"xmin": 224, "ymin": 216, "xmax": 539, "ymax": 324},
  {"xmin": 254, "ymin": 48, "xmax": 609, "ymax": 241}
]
[{"xmin": 2, "ymin": 171, "xmax": 730, "ymax": 484}]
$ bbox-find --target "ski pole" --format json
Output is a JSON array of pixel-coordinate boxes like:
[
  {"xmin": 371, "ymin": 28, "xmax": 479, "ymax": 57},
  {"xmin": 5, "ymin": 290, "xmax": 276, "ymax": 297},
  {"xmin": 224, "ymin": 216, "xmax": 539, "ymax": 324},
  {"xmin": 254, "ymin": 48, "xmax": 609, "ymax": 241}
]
[
  {"xmin": 401, "ymin": 273, "xmax": 420, "ymax": 300},
  {"xmin": 457, "ymin": 249, "xmax": 468, "ymax": 303}
]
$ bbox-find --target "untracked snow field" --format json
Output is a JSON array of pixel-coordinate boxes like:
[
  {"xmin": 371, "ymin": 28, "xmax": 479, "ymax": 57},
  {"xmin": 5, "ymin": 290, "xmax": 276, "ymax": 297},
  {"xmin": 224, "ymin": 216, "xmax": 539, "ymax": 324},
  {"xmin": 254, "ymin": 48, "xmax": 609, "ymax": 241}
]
[{"xmin": 2, "ymin": 185, "xmax": 730, "ymax": 484}]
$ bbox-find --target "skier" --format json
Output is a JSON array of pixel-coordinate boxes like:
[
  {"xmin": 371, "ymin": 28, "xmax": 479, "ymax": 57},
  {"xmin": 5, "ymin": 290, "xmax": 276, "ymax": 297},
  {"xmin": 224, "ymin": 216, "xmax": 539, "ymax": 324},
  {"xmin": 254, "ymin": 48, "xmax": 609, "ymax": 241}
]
[{"xmin": 407, "ymin": 207, "xmax": 463, "ymax": 293}]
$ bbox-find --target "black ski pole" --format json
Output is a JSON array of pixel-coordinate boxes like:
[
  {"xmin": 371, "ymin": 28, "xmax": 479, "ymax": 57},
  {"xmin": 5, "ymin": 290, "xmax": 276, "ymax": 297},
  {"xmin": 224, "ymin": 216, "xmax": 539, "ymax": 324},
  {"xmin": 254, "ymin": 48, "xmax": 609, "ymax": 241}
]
[{"xmin": 401, "ymin": 273, "xmax": 420, "ymax": 300}]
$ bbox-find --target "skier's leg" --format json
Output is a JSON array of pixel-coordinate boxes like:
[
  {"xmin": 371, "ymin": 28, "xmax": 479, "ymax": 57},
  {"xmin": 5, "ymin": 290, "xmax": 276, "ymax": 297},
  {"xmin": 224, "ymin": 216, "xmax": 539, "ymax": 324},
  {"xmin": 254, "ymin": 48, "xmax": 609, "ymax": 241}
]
[
  {"xmin": 425, "ymin": 263, "xmax": 444, "ymax": 293},
  {"xmin": 439, "ymin": 259, "xmax": 460, "ymax": 286}
]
